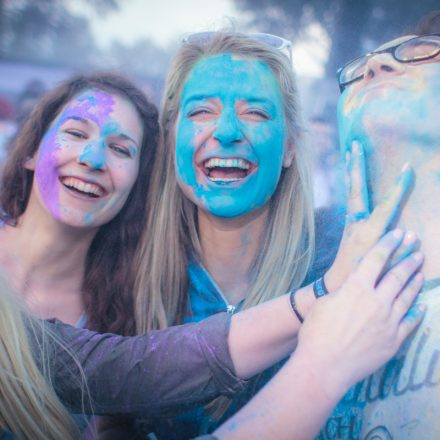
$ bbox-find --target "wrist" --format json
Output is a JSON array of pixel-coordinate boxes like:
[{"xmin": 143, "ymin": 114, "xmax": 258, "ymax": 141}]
[
  {"xmin": 323, "ymin": 269, "xmax": 338, "ymax": 292},
  {"xmin": 290, "ymin": 344, "xmax": 350, "ymax": 405},
  {"xmin": 293, "ymin": 285, "xmax": 316, "ymax": 319}
]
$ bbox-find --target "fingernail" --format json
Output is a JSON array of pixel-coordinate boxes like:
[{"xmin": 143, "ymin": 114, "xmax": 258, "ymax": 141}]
[
  {"xmin": 391, "ymin": 229, "xmax": 404, "ymax": 240},
  {"xmin": 352, "ymin": 140, "xmax": 360, "ymax": 155},
  {"xmin": 414, "ymin": 272, "xmax": 424, "ymax": 282},
  {"xmin": 403, "ymin": 230, "xmax": 417, "ymax": 246},
  {"xmin": 412, "ymin": 252, "xmax": 423, "ymax": 262},
  {"xmin": 405, "ymin": 304, "xmax": 426, "ymax": 322},
  {"xmin": 417, "ymin": 303, "xmax": 427, "ymax": 313},
  {"xmin": 400, "ymin": 162, "xmax": 411, "ymax": 173},
  {"xmin": 397, "ymin": 163, "xmax": 413, "ymax": 185}
]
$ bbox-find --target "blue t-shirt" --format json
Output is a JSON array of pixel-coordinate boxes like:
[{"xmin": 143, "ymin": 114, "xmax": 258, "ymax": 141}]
[{"xmin": 151, "ymin": 258, "xmax": 287, "ymax": 439}]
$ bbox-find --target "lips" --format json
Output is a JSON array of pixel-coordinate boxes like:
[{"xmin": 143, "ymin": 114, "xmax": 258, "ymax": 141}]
[
  {"xmin": 60, "ymin": 176, "xmax": 107, "ymax": 198},
  {"xmin": 201, "ymin": 157, "xmax": 255, "ymax": 183}
]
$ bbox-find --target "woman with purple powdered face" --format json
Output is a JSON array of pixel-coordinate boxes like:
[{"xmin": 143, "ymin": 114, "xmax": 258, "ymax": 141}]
[{"xmin": 0, "ymin": 73, "xmax": 157, "ymax": 334}]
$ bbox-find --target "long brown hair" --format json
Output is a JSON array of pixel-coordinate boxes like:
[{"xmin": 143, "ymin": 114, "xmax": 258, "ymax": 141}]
[
  {"xmin": 0, "ymin": 73, "xmax": 159, "ymax": 335},
  {"xmin": 134, "ymin": 33, "xmax": 315, "ymax": 332}
]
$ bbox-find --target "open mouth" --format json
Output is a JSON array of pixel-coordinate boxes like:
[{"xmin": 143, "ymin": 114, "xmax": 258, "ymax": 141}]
[
  {"xmin": 60, "ymin": 176, "xmax": 106, "ymax": 198},
  {"xmin": 202, "ymin": 157, "xmax": 255, "ymax": 183}
]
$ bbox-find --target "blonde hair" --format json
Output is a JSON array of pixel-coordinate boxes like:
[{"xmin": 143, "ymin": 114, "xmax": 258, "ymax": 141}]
[
  {"xmin": 0, "ymin": 277, "xmax": 80, "ymax": 440},
  {"xmin": 134, "ymin": 32, "xmax": 315, "ymax": 332}
]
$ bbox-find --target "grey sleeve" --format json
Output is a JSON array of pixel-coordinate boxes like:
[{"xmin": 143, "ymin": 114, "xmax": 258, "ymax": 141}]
[{"xmin": 42, "ymin": 313, "xmax": 247, "ymax": 417}]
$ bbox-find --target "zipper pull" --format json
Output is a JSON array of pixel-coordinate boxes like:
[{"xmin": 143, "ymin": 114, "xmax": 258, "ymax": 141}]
[{"xmin": 226, "ymin": 304, "xmax": 236, "ymax": 314}]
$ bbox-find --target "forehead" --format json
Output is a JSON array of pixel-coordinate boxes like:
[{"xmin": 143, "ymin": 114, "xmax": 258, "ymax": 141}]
[
  {"xmin": 374, "ymin": 34, "xmax": 418, "ymax": 51},
  {"xmin": 56, "ymin": 88, "xmax": 143, "ymax": 141},
  {"xmin": 181, "ymin": 54, "xmax": 282, "ymax": 103}
]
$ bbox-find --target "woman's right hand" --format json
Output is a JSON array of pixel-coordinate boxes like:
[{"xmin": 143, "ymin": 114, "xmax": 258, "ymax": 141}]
[{"xmin": 295, "ymin": 228, "xmax": 425, "ymax": 398}]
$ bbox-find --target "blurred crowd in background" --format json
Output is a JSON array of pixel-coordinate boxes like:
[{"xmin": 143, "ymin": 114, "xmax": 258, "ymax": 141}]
[{"xmin": 0, "ymin": 0, "xmax": 437, "ymax": 207}]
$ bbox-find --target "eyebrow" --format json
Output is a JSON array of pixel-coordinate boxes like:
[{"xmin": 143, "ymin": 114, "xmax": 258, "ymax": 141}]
[
  {"xmin": 183, "ymin": 95, "xmax": 275, "ymax": 106},
  {"xmin": 117, "ymin": 132, "xmax": 139, "ymax": 147},
  {"xmin": 182, "ymin": 94, "xmax": 216, "ymax": 105}
]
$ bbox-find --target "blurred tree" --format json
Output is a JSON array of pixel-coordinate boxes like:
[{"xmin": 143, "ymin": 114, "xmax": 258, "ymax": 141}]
[
  {"xmin": 105, "ymin": 38, "xmax": 173, "ymax": 78},
  {"xmin": 235, "ymin": 0, "xmax": 439, "ymax": 75},
  {"xmin": 0, "ymin": 0, "xmax": 119, "ymax": 66}
]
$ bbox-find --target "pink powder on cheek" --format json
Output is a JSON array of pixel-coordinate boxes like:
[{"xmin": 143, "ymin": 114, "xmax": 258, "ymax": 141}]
[{"xmin": 35, "ymin": 128, "xmax": 63, "ymax": 219}]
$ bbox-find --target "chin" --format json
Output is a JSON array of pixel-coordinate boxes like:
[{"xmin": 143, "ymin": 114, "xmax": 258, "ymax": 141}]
[{"xmin": 54, "ymin": 211, "xmax": 101, "ymax": 229}]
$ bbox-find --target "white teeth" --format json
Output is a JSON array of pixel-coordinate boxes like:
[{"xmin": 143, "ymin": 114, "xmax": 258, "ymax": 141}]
[
  {"xmin": 62, "ymin": 177, "xmax": 104, "ymax": 197},
  {"xmin": 208, "ymin": 177, "xmax": 242, "ymax": 182},
  {"xmin": 204, "ymin": 158, "xmax": 250, "ymax": 170}
]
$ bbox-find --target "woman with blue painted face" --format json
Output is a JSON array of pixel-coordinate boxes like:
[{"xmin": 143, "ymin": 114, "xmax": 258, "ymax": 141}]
[{"xmin": 133, "ymin": 32, "xmax": 423, "ymax": 438}]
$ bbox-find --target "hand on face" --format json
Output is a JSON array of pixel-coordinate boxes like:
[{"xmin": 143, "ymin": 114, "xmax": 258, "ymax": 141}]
[
  {"xmin": 324, "ymin": 140, "xmax": 415, "ymax": 292},
  {"xmin": 175, "ymin": 54, "xmax": 293, "ymax": 218},
  {"xmin": 26, "ymin": 89, "xmax": 143, "ymax": 228}
]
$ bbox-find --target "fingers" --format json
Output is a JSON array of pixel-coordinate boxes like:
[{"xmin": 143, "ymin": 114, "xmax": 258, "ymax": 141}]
[
  {"xmin": 397, "ymin": 303, "xmax": 426, "ymax": 346},
  {"xmin": 355, "ymin": 229, "xmax": 404, "ymax": 285},
  {"xmin": 388, "ymin": 230, "xmax": 419, "ymax": 268},
  {"xmin": 376, "ymin": 251, "xmax": 424, "ymax": 304},
  {"xmin": 391, "ymin": 271, "xmax": 424, "ymax": 322},
  {"xmin": 366, "ymin": 162, "xmax": 413, "ymax": 235},
  {"xmin": 345, "ymin": 141, "xmax": 369, "ymax": 222}
]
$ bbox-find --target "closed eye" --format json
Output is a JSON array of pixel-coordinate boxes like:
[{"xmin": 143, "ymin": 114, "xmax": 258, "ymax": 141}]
[
  {"xmin": 65, "ymin": 129, "xmax": 87, "ymax": 139},
  {"xmin": 242, "ymin": 109, "xmax": 270, "ymax": 121},
  {"xmin": 109, "ymin": 144, "xmax": 131, "ymax": 157},
  {"xmin": 188, "ymin": 107, "xmax": 214, "ymax": 118}
]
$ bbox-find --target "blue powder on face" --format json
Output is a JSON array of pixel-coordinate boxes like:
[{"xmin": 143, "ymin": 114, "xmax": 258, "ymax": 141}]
[
  {"xmin": 175, "ymin": 54, "xmax": 287, "ymax": 218},
  {"xmin": 83, "ymin": 212, "xmax": 94, "ymax": 225}
]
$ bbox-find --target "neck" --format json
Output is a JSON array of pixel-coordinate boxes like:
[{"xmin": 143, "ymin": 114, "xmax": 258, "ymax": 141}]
[
  {"xmin": 0, "ymin": 204, "xmax": 97, "ymax": 324},
  {"xmin": 369, "ymin": 136, "xmax": 440, "ymax": 281},
  {"xmin": 197, "ymin": 206, "xmax": 268, "ymax": 304}
]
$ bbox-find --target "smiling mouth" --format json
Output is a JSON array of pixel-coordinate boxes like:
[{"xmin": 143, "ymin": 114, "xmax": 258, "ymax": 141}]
[
  {"xmin": 202, "ymin": 157, "xmax": 255, "ymax": 183},
  {"xmin": 60, "ymin": 176, "xmax": 106, "ymax": 198}
]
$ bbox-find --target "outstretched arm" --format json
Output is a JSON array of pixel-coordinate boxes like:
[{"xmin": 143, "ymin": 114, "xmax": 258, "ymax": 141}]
[{"xmin": 44, "ymin": 312, "xmax": 246, "ymax": 417}]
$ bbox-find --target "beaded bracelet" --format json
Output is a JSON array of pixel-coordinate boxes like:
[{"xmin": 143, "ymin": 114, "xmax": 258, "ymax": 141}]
[{"xmin": 313, "ymin": 276, "xmax": 329, "ymax": 298}]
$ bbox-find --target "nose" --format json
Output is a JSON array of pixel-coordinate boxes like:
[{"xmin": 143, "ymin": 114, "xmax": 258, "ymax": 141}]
[
  {"xmin": 213, "ymin": 111, "xmax": 243, "ymax": 146},
  {"xmin": 363, "ymin": 53, "xmax": 405, "ymax": 82},
  {"xmin": 77, "ymin": 140, "xmax": 106, "ymax": 170}
]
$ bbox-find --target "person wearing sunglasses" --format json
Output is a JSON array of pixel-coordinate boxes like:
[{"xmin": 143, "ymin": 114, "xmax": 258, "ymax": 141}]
[
  {"xmin": 120, "ymin": 30, "xmax": 426, "ymax": 439},
  {"xmin": 319, "ymin": 12, "xmax": 440, "ymax": 440}
]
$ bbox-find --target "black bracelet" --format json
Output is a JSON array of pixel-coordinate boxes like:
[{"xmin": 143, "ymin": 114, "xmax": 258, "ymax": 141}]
[
  {"xmin": 313, "ymin": 276, "xmax": 329, "ymax": 298},
  {"xmin": 289, "ymin": 290, "xmax": 304, "ymax": 323}
]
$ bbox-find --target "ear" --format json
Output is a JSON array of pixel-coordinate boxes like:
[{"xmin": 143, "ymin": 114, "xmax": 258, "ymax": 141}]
[
  {"xmin": 282, "ymin": 139, "xmax": 295, "ymax": 168},
  {"xmin": 23, "ymin": 154, "xmax": 36, "ymax": 171}
]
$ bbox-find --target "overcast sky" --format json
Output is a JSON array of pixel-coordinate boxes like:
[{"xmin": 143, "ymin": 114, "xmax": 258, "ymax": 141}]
[{"xmin": 68, "ymin": 0, "xmax": 328, "ymax": 77}]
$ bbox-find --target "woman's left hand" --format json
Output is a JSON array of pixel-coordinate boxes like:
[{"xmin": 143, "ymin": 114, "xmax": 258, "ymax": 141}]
[{"xmin": 324, "ymin": 140, "xmax": 415, "ymax": 292}]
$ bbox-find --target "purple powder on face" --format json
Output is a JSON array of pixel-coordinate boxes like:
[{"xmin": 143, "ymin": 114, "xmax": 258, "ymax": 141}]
[
  {"xmin": 34, "ymin": 90, "xmax": 115, "ymax": 221},
  {"xmin": 74, "ymin": 90, "xmax": 115, "ymax": 127}
]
